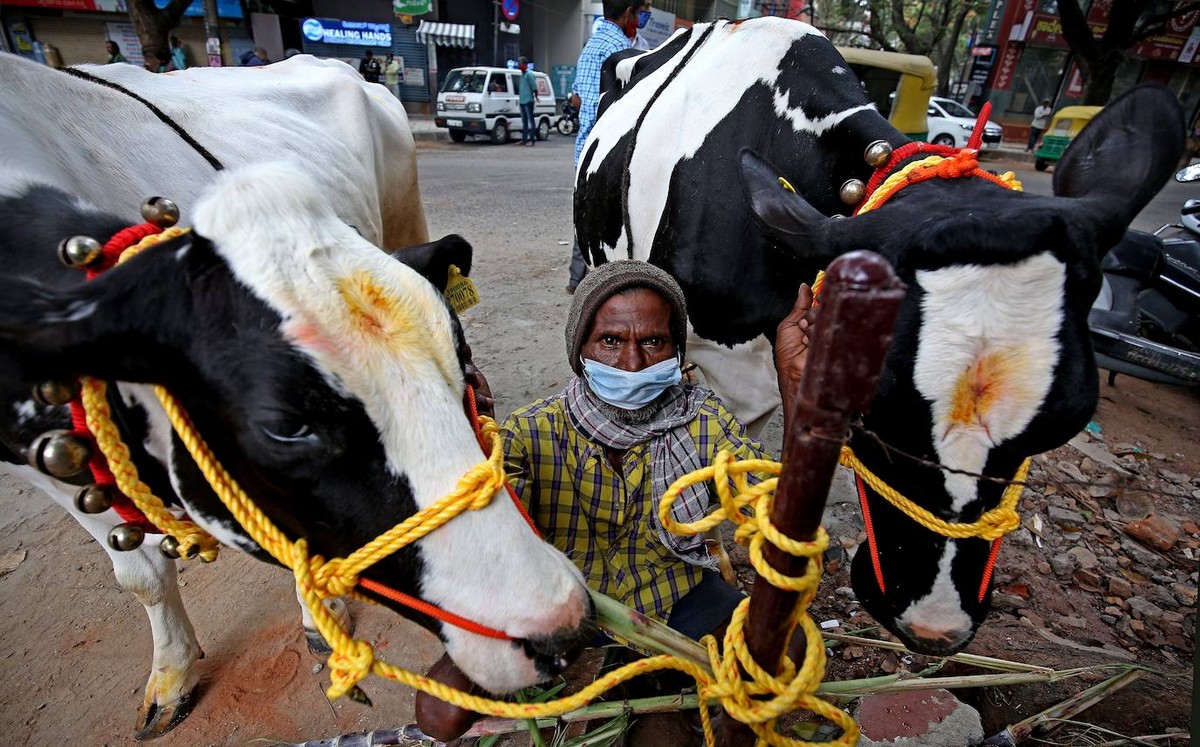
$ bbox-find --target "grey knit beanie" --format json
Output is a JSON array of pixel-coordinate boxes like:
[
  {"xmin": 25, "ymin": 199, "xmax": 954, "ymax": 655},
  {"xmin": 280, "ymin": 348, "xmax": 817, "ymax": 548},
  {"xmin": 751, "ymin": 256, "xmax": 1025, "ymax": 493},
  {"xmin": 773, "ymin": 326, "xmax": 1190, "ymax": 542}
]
[{"xmin": 565, "ymin": 260, "xmax": 689, "ymax": 375}]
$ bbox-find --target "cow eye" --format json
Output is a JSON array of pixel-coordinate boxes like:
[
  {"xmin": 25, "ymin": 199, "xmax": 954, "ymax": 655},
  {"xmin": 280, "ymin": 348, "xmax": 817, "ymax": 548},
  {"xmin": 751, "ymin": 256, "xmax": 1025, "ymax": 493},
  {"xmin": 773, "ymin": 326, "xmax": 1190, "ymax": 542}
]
[{"xmin": 262, "ymin": 422, "xmax": 319, "ymax": 445}]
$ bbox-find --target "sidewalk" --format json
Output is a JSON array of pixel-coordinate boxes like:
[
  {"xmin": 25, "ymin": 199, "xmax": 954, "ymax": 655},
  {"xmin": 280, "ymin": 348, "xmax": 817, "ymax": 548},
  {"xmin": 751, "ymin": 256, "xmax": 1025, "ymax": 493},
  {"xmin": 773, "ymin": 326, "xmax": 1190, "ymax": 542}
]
[{"xmin": 408, "ymin": 113, "xmax": 450, "ymax": 142}]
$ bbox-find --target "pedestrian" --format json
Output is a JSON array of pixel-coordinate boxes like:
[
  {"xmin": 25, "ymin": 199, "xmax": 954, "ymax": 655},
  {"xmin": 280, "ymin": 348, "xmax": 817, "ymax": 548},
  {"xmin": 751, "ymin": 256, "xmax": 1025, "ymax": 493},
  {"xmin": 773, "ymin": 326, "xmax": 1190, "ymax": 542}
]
[
  {"xmin": 414, "ymin": 260, "xmax": 816, "ymax": 742},
  {"xmin": 517, "ymin": 56, "xmax": 538, "ymax": 146},
  {"xmin": 143, "ymin": 48, "xmax": 173, "ymax": 73},
  {"xmin": 1028, "ymin": 97, "xmax": 1052, "ymax": 152},
  {"xmin": 104, "ymin": 40, "xmax": 126, "ymax": 64},
  {"xmin": 359, "ymin": 49, "xmax": 381, "ymax": 84},
  {"xmin": 629, "ymin": 0, "xmax": 654, "ymax": 50},
  {"xmin": 566, "ymin": 0, "xmax": 640, "ymax": 293},
  {"xmin": 239, "ymin": 47, "xmax": 268, "ymax": 66},
  {"xmin": 170, "ymin": 35, "xmax": 188, "ymax": 70},
  {"xmin": 384, "ymin": 52, "xmax": 402, "ymax": 98}
]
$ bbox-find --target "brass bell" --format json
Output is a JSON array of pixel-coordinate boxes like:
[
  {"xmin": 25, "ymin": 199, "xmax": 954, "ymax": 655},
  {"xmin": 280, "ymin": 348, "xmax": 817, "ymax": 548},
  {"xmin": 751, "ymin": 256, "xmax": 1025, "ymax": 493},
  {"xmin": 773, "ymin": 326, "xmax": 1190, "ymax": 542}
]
[
  {"xmin": 108, "ymin": 523, "xmax": 145, "ymax": 552},
  {"xmin": 31, "ymin": 379, "xmax": 80, "ymax": 407},
  {"xmin": 839, "ymin": 178, "xmax": 866, "ymax": 205},
  {"xmin": 141, "ymin": 197, "xmax": 180, "ymax": 228},
  {"xmin": 74, "ymin": 484, "xmax": 114, "ymax": 514},
  {"xmin": 28, "ymin": 429, "xmax": 92, "ymax": 478},
  {"xmin": 864, "ymin": 139, "xmax": 893, "ymax": 168},
  {"xmin": 159, "ymin": 535, "xmax": 181, "ymax": 559},
  {"xmin": 57, "ymin": 235, "xmax": 103, "ymax": 269}
]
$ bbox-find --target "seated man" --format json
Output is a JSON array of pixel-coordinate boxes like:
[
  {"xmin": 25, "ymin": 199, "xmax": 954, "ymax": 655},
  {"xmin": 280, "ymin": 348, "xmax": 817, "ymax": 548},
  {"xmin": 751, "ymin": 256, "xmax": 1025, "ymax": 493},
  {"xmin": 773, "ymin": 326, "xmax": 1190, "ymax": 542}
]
[{"xmin": 417, "ymin": 260, "xmax": 812, "ymax": 740}]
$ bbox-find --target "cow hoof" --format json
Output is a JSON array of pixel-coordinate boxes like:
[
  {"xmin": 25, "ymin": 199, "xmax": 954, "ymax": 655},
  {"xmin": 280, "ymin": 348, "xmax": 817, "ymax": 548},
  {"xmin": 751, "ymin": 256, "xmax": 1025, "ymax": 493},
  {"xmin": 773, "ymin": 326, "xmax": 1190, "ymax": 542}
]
[
  {"xmin": 134, "ymin": 688, "xmax": 196, "ymax": 740},
  {"xmin": 306, "ymin": 598, "xmax": 354, "ymax": 655}
]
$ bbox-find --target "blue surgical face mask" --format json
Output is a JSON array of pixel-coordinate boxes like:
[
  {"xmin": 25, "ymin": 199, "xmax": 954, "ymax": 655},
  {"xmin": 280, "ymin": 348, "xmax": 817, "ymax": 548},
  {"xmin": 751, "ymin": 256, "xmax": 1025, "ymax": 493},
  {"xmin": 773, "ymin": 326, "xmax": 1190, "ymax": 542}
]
[
  {"xmin": 638, "ymin": 9, "xmax": 652, "ymax": 28},
  {"xmin": 582, "ymin": 356, "xmax": 681, "ymax": 410}
]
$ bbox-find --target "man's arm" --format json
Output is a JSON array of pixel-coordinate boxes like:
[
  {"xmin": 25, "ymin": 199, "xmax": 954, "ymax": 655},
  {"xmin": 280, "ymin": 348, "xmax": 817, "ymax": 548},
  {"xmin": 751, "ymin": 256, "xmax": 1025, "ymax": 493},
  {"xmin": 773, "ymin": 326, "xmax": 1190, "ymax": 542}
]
[{"xmin": 774, "ymin": 283, "xmax": 814, "ymax": 434}]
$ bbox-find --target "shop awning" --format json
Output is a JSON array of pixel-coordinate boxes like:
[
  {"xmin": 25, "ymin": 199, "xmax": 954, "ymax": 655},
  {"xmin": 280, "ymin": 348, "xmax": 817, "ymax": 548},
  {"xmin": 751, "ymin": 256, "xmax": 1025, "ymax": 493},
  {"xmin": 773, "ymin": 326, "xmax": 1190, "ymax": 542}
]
[{"xmin": 416, "ymin": 21, "xmax": 475, "ymax": 49}]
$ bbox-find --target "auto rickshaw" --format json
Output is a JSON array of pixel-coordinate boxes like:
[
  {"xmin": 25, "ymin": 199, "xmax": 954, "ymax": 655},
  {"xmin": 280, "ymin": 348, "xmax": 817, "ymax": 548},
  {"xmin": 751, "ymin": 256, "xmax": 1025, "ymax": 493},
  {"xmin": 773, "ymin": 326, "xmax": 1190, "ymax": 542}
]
[
  {"xmin": 838, "ymin": 47, "xmax": 936, "ymax": 141},
  {"xmin": 1034, "ymin": 105, "xmax": 1102, "ymax": 171}
]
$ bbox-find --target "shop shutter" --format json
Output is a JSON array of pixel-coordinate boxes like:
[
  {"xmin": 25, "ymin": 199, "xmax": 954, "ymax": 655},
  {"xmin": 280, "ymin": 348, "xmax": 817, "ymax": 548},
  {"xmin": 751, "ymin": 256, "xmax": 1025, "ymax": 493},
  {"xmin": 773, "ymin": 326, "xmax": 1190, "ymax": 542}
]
[{"xmin": 29, "ymin": 16, "xmax": 108, "ymax": 67}]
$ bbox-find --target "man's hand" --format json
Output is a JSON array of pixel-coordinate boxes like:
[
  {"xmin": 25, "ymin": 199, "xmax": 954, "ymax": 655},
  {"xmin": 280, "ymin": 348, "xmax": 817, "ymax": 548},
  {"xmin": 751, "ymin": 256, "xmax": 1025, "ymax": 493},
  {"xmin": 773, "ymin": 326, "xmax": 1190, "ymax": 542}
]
[
  {"xmin": 463, "ymin": 344, "xmax": 496, "ymax": 419},
  {"xmin": 775, "ymin": 283, "xmax": 814, "ymax": 423}
]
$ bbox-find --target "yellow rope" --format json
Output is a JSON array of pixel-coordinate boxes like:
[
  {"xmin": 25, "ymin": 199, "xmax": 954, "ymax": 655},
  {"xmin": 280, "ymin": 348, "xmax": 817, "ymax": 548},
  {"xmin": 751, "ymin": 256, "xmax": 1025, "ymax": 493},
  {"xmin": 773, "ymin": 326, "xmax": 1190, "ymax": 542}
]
[
  {"xmin": 857, "ymin": 154, "xmax": 1023, "ymax": 215},
  {"xmin": 840, "ymin": 447, "xmax": 1029, "ymax": 541},
  {"xmin": 86, "ymin": 226, "xmax": 858, "ymax": 745}
]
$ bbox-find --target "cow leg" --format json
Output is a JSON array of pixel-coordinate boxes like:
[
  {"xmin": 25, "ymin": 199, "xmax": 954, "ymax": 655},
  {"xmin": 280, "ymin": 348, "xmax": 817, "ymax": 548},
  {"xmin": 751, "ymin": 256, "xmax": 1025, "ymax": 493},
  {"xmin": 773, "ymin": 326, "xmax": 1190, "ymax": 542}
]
[
  {"xmin": 14, "ymin": 469, "xmax": 202, "ymax": 740},
  {"xmin": 296, "ymin": 586, "xmax": 352, "ymax": 655},
  {"xmin": 685, "ymin": 331, "xmax": 780, "ymax": 436}
]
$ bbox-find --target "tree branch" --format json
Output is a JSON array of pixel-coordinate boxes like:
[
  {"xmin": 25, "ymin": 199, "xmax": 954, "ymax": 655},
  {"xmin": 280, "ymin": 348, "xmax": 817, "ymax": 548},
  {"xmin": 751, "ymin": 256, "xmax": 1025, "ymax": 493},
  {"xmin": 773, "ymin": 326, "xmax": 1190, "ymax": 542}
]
[{"xmin": 164, "ymin": 0, "xmax": 192, "ymax": 27}]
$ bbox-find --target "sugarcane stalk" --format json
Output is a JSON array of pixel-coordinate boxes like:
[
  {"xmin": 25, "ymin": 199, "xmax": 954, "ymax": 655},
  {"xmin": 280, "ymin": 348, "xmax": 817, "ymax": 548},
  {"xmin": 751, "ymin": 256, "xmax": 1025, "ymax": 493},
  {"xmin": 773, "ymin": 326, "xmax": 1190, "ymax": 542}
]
[
  {"xmin": 460, "ymin": 693, "xmax": 699, "ymax": 738},
  {"xmin": 591, "ymin": 589, "xmax": 710, "ymax": 670},
  {"xmin": 983, "ymin": 666, "xmax": 1147, "ymax": 746},
  {"xmin": 821, "ymin": 632, "xmax": 1056, "ymax": 674}
]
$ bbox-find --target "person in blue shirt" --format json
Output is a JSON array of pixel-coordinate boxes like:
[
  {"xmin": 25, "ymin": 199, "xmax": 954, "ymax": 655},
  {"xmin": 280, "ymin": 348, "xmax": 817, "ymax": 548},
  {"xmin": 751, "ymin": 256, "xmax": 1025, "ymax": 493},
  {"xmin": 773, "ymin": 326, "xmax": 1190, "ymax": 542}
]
[
  {"xmin": 566, "ymin": 0, "xmax": 639, "ymax": 293},
  {"xmin": 518, "ymin": 56, "xmax": 539, "ymax": 146}
]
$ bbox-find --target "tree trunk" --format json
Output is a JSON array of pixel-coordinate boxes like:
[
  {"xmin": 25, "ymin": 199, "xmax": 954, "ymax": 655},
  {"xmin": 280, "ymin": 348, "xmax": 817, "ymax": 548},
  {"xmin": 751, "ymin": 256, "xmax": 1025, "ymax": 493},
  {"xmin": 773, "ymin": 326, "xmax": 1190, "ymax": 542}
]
[
  {"xmin": 1083, "ymin": 50, "xmax": 1122, "ymax": 105},
  {"xmin": 934, "ymin": 4, "xmax": 973, "ymax": 97},
  {"xmin": 127, "ymin": 0, "xmax": 191, "ymax": 66}
]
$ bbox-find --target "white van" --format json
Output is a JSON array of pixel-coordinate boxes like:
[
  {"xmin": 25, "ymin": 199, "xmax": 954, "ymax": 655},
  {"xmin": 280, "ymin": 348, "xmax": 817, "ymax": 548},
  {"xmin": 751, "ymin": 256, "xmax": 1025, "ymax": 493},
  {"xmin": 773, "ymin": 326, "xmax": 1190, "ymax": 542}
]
[{"xmin": 435, "ymin": 66, "xmax": 557, "ymax": 144}]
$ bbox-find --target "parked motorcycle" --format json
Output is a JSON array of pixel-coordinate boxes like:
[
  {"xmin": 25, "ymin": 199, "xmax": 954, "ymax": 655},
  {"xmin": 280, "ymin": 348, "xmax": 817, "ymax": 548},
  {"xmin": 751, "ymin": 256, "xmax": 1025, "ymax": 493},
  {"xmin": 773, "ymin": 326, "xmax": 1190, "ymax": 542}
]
[
  {"xmin": 556, "ymin": 100, "xmax": 579, "ymax": 136},
  {"xmin": 1089, "ymin": 165, "xmax": 1200, "ymax": 387}
]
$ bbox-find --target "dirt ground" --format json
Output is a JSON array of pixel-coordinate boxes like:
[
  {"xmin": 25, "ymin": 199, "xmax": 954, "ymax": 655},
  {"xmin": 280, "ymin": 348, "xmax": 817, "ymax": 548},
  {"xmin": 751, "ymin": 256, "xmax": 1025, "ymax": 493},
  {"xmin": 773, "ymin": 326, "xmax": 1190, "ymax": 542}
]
[{"xmin": 0, "ymin": 141, "xmax": 1195, "ymax": 746}]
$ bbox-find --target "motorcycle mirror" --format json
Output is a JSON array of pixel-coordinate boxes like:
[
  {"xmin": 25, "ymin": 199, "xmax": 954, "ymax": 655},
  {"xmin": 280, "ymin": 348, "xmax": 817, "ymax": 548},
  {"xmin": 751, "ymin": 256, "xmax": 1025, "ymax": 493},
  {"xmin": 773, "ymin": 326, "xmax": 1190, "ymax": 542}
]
[{"xmin": 1175, "ymin": 163, "xmax": 1200, "ymax": 182}]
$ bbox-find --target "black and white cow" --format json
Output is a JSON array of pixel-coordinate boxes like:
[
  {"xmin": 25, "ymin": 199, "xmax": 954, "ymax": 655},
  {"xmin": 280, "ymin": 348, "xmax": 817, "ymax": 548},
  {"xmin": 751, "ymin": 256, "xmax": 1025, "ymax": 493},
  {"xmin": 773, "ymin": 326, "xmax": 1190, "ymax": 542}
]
[
  {"xmin": 576, "ymin": 17, "xmax": 1183, "ymax": 655},
  {"xmin": 1, "ymin": 58, "xmax": 591, "ymax": 739}
]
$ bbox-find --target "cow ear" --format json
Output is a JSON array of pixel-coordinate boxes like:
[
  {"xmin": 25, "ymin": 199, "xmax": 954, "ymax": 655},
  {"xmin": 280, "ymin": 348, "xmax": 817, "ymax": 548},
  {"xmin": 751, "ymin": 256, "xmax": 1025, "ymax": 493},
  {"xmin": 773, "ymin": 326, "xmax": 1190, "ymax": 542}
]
[
  {"xmin": 389, "ymin": 234, "xmax": 473, "ymax": 293},
  {"xmin": 1053, "ymin": 84, "xmax": 1184, "ymax": 232},
  {"xmin": 0, "ymin": 253, "xmax": 188, "ymax": 386},
  {"xmin": 739, "ymin": 148, "xmax": 831, "ymax": 258}
]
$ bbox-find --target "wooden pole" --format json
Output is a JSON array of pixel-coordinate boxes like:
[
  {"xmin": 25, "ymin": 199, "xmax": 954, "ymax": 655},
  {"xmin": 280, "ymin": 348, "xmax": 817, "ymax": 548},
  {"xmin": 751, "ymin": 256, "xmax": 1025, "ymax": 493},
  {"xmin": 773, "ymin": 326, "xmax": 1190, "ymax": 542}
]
[{"xmin": 721, "ymin": 251, "xmax": 904, "ymax": 745}]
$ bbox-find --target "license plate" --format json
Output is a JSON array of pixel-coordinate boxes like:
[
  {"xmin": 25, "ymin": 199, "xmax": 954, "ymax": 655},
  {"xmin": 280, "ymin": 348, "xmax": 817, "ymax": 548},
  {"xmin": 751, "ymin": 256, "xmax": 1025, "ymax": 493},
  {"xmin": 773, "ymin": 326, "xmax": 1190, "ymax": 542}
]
[{"xmin": 447, "ymin": 119, "xmax": 463, "ymax": 127}]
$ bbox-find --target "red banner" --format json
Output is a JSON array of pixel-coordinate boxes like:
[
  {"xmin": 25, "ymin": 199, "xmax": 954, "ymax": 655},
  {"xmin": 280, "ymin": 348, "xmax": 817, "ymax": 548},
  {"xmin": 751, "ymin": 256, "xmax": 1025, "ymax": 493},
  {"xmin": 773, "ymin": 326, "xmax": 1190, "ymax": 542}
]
[
  {"xmin": 1, "ymin": 0, "xmax": 123, "ymax": 9},
  {"xmin": 992, "ymin": 43, "xmax": 1022, "ymax": 91}
]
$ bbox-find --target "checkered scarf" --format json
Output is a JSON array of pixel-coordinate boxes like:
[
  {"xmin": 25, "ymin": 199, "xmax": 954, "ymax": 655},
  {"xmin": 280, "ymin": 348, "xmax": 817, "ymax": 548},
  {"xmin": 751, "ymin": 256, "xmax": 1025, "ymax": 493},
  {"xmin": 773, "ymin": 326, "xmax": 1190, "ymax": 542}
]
[{"xmin": 563, "ymin": 377, "xmax": 718, "ymax": 569}]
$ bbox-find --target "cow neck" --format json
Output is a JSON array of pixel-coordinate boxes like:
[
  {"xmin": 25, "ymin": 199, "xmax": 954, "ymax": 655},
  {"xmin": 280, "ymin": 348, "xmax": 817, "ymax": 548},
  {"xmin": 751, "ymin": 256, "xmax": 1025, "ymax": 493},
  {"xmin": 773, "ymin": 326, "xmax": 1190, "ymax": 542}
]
[
  {"xmin": 854, "ymin": 102, "xmax": 1022, "ymax": 216},
  {"xmin": 82, "ymin": 222, "xmax": 538, "ymax": 645}
]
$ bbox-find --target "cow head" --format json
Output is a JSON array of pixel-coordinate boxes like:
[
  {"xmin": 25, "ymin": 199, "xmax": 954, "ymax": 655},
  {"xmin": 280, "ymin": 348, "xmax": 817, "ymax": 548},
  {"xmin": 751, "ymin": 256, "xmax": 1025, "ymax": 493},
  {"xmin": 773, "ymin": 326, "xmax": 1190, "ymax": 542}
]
[
  {"xmin": 740, "ymin": 85, "xmax": 1184, "ymax": 654},
  {"xmin": 0, "ymin": 163, "xmax": 592, "ymax": 692}
]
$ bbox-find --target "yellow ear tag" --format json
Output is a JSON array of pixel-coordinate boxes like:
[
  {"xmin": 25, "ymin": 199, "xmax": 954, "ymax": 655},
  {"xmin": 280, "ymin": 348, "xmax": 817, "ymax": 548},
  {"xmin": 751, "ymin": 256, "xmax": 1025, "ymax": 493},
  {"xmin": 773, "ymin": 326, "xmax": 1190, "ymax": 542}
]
[
  {"xmin": 444, "ymin": 264, "xmax": 480, "ymax": 314},
  {"xmin": 777, "ymin": 176, "xmax": 797, "ymax": 194}
]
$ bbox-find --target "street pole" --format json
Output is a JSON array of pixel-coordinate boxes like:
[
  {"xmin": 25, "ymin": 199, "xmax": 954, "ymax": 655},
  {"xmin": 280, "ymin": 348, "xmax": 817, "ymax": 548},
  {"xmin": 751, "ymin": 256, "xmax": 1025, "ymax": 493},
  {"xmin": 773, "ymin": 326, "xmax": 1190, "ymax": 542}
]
[
  {"xmin": 203, "ymin": 0, "xmax": 222, "ymax": 67},
  {"xmin": 493, "ymin": 0, "xmax": 500, "ymax": 67}
]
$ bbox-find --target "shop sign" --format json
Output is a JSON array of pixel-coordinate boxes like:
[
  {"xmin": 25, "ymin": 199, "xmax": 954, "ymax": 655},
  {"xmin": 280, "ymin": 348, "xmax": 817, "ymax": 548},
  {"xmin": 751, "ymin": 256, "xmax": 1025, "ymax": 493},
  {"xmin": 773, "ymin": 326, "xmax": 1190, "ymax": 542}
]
[
  {"xmin": 551, "ymin": 64, "xmax": 576, "ymax": 98},
  {"xmin": 153, "ymin": 0, "xmax": 242, "ymax": 19},
  {"xmin": 3, "ymin": 0, "xmax": 122, "ymax": 9},
  {"xmin": 640, "ymin": 8, "xmax": 676, "ymax": 49},
  {"xmin": 106, "ymin": 21, "xmax": 145, "ymax": 66},
  {"xmin": 393, "ymin": 0, "xmax": 432, "ymax": 16},
  {"xmin": 301, "ymin": 18, "xmax": 393, "ymax": 47},
  {"xmin": 991, "ymin": 43, "xmax": 1021, "ymax": 91}
]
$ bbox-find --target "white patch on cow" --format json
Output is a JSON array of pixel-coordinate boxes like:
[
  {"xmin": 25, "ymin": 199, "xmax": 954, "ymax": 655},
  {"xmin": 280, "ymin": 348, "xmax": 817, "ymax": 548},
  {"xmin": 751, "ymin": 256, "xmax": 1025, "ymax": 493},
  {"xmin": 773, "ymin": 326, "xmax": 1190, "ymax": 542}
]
[
  {"xmin": 580, "ymin": 18, "xmax": 827, "ymax": 259},
  {"xmin": 771, "ymin": 95, "xmax": 875, "ymax": 138},
  {"xmin": 913, "ymin": 253, "xmax": 1065, "ymax": 512},
  {"xmin": 12, "ymin": 399, "xmax": 37, "ymax": 426},
  {"xmin": 614, "ymin": 54, "xmax": 644, "ymax": 87},
  {"xmin": 832, "ymin": 65, "xmax": 849, "ymax": 75},
  {"xmin": 174, "ymin": 244, "xmax": 190, "ymax": 261},
  {"xmin": 193, "ymin": 163, "xmax": 586, "ymax": 692},
  {"xmin": 895, "ymin": 541, "xmax": 972, "ymax": 638}
]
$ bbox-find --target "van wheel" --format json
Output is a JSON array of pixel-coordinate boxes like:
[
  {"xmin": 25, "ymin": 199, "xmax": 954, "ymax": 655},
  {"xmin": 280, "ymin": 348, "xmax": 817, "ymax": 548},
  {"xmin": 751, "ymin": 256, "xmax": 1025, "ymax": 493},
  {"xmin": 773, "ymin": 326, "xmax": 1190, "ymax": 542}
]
[
  {"xmin": 537, "ymin": 118, "xmax": 550, "ymax": 141},
  {"xmin": 932, "ymin": 134, "xmax": 955, "ymax": 146},
  {"xmin": 491, "ymin": 120, "xmax": 509, "ymax": 145},
  {"xmin": 1035, "ymin": 158, "xmax": 1049, "ymax": 172},
  {"xmin": 449, "ymin": 129, "xmax": 467, "ymax": 143}
]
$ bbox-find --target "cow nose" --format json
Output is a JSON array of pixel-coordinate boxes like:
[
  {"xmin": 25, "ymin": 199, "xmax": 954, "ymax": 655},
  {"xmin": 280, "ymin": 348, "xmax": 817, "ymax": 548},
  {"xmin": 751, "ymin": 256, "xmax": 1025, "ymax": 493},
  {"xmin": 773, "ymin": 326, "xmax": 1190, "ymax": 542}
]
[
  {"xmin": 896, "ymin": 621, "xmax": 972, "ymax": 655},
  {"xmin": 521, "ymin": 597, "xmax": 597, "ymax": 679}
]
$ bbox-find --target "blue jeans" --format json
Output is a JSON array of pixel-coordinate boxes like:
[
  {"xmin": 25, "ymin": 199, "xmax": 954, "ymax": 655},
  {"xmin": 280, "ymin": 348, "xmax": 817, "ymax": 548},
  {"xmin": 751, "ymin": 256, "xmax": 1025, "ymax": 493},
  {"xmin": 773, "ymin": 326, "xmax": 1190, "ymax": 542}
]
[{"xmin": 520, "ymin": 102, "xmax": 536, "ymax": 142}]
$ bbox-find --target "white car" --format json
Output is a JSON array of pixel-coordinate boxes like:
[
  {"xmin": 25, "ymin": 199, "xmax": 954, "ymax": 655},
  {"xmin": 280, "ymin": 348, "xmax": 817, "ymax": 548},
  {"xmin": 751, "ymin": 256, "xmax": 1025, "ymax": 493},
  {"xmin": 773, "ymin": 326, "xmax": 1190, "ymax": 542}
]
[{"xmin": 926, "ymin": 96, "xmax": 1003, "ymax": 149}]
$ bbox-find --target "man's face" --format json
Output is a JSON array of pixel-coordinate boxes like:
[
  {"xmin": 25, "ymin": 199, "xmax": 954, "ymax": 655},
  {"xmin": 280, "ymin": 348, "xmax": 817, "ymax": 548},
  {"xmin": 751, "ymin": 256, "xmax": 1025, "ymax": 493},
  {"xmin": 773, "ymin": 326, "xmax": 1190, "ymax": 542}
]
[{"xmin": 581, "ymin": 289, "xmax": 676, "ymax": 372}]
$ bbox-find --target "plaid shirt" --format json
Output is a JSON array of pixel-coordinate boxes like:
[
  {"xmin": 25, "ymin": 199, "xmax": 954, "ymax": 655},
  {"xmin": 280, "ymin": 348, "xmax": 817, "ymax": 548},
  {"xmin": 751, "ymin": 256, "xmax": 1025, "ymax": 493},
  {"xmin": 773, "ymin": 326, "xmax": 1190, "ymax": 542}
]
[
  {"xmin": 572, "ymin": 19, "xmax": 630, "ymax": 164},
  {"xmin": 501, "ymin": 385, "xmax": 768, "ymax": 621}
]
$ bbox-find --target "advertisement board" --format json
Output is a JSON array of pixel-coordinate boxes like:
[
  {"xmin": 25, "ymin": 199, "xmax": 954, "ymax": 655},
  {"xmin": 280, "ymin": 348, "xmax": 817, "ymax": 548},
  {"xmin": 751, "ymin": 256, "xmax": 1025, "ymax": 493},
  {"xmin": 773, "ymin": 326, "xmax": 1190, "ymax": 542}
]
[{"xmin": 301, "ymin": 18, "xmax": 393, "ymax": 47}]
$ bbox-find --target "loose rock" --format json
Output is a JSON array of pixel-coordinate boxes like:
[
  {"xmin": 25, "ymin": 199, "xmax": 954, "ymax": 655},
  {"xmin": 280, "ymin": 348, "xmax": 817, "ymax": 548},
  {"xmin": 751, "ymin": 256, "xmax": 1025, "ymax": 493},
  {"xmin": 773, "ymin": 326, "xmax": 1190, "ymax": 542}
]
[
  {"xmin": 1123, "ymin": 514, "xmax": 1182, "ymax": 552},
  {"xmin": 1066, "ymin": 546, "xmax": 1099, "ymax": 571},
  {"xmin": 855, "ymin": 689, "xmax": 983, "ymax": 747},
  {"xmin": 1049, "ymin": 553, "xmax": 1076, "ymax": 577}
]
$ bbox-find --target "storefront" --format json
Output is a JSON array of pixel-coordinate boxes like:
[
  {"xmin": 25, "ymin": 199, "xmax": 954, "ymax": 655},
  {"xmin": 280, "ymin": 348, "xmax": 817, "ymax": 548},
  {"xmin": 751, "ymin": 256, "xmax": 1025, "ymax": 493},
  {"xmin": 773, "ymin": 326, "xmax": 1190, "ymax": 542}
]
[
  {"xmin": 299, "ymin": 16, "xmax": 431, "ymax": 106},
  {"xmin": 1, "ymin": 0, "xmax": 249, "ymax": 68}
]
